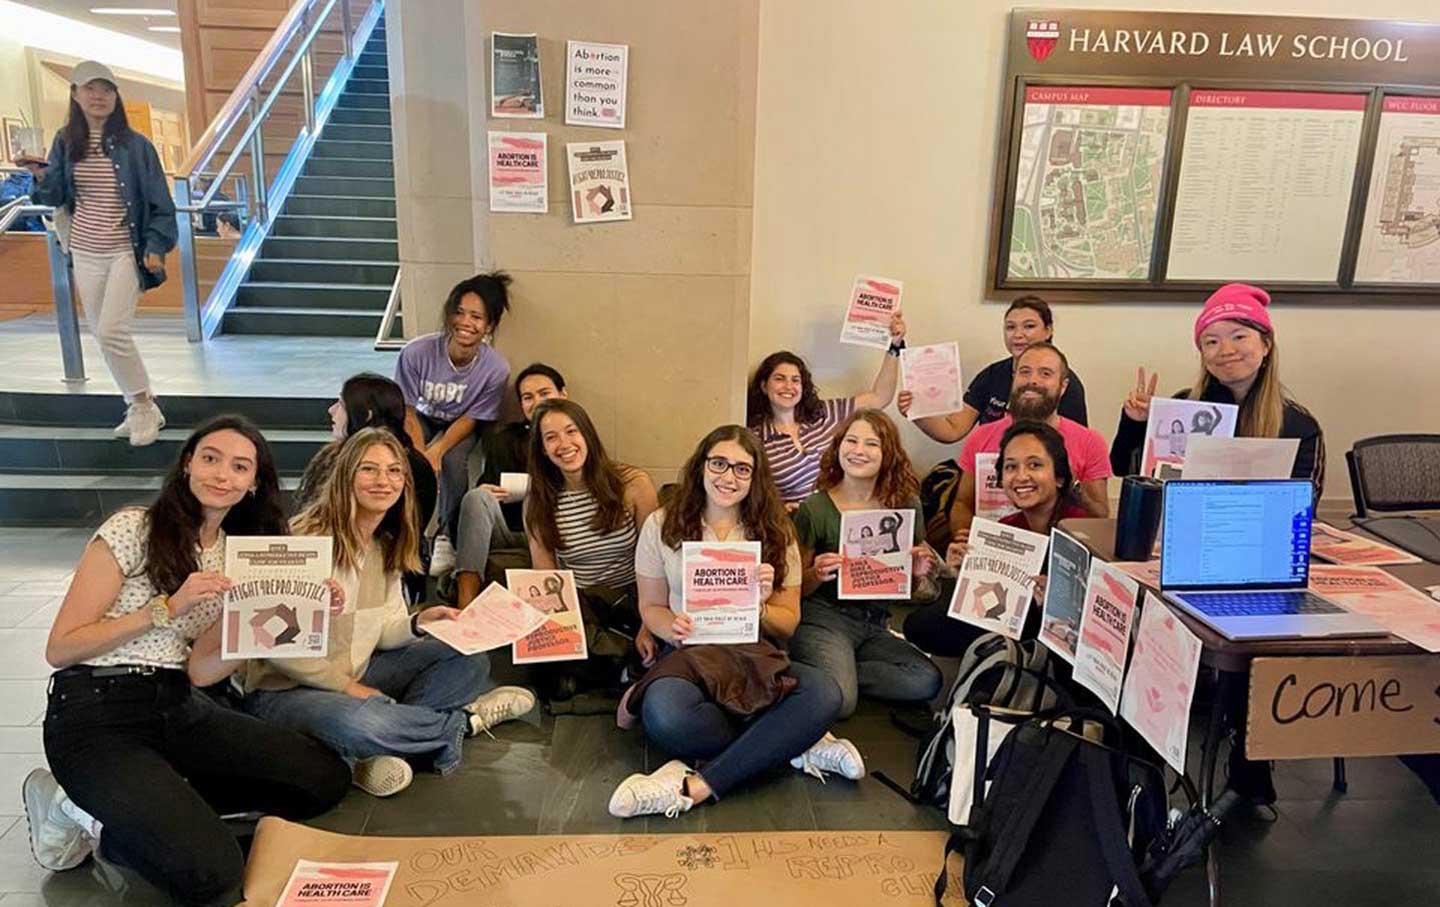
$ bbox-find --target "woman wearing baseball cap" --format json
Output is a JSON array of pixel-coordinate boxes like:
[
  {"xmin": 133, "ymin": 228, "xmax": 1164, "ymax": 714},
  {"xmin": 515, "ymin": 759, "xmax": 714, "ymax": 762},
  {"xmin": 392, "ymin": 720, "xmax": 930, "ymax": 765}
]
[
  {"xmin": 17, "ymin": 61, "xmax": 176, "ymax": 447},
  {"xmin": 1108, "ymin": 283, "xmax": 1325, "ymax": 494}
]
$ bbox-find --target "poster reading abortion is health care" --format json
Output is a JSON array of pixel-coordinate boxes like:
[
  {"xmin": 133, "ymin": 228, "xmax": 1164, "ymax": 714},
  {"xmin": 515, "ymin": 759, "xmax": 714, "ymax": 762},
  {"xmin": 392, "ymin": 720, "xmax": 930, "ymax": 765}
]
[
  {"xmin": 222, "ymin": 536, "xmax": 331, "ymax": 661},
  {"xmin": 488, "ymin": 131, "xmax": 547, "ymax": 214},
  {"xmin": 681, "ymin": 541, "xmax": 762, "ymax": 644},
  {"xmin": 839, "ymin": 276, "xmax": 902, "ymax": 350}
]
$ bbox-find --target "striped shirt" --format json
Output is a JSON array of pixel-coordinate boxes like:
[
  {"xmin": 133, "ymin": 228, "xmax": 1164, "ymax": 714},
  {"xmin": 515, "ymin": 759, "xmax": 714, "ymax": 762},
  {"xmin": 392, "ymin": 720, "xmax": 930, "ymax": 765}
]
[
  {"xmin": 553, "ymin": 488, "xmax": 638, "ymax": 588},
  {"xmin": 70, "ymin": 137, "xmax": 131, "ymax": 255},
  {"xmin": 757, "ymin": 397, "xmax": 856, "ymax": 504}
]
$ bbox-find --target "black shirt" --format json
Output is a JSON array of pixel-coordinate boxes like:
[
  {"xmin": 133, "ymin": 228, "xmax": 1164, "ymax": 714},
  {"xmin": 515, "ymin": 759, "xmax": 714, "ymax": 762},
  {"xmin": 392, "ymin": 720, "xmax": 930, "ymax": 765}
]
[
  {"xmin": 477, "ymin": 421, "xmax": 530, "ymax": 531},
  {"xmin": 963, "ymin": 357, "xmax": 1089, "ymax": 426}
]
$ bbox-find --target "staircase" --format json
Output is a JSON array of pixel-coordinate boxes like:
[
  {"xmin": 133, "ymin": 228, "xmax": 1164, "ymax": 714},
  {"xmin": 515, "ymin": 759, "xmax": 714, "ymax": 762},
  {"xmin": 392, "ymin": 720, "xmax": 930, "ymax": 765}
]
[
  {"xmin": 222, "ymin": 17, "xmax": 399, "ymax": 339},
  {"xmin": 0, "ymin": 392, "xmax": 333, "ymax": 527}
]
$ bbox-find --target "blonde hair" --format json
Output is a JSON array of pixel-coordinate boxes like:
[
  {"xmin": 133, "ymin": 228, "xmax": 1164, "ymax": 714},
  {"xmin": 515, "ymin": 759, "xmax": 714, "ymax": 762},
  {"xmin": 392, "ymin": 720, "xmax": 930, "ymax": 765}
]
[
  {"xmin": 291, "ymin": 427, "xmax": 421, "ymax": 574},
  {"xmin": 1191, "ymin": 331, "xmax": 1285, "ymax": 439}
]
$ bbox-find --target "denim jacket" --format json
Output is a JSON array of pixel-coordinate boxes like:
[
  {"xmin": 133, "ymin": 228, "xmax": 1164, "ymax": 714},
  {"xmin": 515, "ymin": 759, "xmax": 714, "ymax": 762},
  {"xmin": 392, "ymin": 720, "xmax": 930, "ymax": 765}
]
[{"xmin": 31, "ymin": 129, "xmax": 177, "ymax": 289}]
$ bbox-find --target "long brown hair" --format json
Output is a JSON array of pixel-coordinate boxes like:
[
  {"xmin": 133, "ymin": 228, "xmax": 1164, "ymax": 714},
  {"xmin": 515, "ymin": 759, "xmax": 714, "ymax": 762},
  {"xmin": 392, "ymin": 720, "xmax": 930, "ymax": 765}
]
[
  {"xmin": 291, "ymin": 428, "xmax": 421, "ymax": 574},
  {"xmin": 661, "ymin": 425, "xmax": 793, "ymax": 588},
  {"xmin": 61, "ymin": 91, "xmax": 132, "ymax": 163},
  {"xmin": 525, "ymin": 399, "xmax": 635, "ymax": 553},
  {"xmin": 816, "ymin": 409, "xmax": 920, "ymax": 508},
  {"xmin": 1190, "ymin": 327, "xmax": 1284, "ymax": 439},
  {"xmin": 746, "ymin": 351, "xmax": 825, "ymax": 428},
  {"xmin": 141, "ymin": 416, "xmax": 287, "ymax": 594}
]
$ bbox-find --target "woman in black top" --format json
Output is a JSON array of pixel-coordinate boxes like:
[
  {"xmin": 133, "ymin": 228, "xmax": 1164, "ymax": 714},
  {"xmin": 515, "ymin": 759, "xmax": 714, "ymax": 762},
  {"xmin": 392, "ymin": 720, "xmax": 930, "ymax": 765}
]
[{"xmin": 901, "ymin": 295, "xmax": 1087, "ymax": 443}]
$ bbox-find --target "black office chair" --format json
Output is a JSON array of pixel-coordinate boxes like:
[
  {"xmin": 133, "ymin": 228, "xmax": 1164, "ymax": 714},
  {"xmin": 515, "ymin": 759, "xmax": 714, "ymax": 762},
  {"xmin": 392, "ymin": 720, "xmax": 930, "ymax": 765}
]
[{"xmin": 1346, "ymin": 433, "xmax": 1440, "ymax": 517}]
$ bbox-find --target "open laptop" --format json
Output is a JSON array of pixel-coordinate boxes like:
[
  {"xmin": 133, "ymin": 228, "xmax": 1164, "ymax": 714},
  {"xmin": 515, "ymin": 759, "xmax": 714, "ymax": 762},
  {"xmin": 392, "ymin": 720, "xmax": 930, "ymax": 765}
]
[{"xmin": 1159, "ymin": 480, "xmax": 1384, "ymax": 640}]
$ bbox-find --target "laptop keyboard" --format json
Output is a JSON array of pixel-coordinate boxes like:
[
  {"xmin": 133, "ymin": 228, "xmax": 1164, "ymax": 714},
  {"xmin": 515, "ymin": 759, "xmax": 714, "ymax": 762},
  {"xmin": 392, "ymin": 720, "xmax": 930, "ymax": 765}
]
[{"xmin": 1183, "ymin": 591, "xmax": 1344, "ymax": 617}]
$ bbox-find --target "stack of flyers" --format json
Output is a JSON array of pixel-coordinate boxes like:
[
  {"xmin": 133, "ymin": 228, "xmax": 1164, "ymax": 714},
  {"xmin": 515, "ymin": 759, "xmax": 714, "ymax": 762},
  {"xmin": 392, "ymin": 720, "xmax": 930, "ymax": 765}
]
[{"xmin": 422, "ymin": 583, "xmax": 547, "ymax": 655}]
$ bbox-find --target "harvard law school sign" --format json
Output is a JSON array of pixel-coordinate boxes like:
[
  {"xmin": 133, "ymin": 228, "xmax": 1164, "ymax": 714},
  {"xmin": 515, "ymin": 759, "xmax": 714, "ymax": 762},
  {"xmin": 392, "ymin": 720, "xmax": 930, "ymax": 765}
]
[{"xmin": 1013, "ymin": 9, "xmax": 1440, "ymax": 83}]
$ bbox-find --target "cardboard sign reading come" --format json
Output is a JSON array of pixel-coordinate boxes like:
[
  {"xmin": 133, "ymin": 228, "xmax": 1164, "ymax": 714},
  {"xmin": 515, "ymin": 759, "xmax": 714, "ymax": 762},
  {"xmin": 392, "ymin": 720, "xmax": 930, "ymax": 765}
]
[{"xmin": 1247, "ymin": 655, "xmax": 1440, "ymax": 759}]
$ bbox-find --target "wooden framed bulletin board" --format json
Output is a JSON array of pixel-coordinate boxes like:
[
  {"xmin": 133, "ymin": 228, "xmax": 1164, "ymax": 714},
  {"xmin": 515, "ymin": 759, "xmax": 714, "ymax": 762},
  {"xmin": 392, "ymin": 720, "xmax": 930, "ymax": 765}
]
[{"xmin": 988, "ymin": 10, "xmax": 1440, "ymax": 304}]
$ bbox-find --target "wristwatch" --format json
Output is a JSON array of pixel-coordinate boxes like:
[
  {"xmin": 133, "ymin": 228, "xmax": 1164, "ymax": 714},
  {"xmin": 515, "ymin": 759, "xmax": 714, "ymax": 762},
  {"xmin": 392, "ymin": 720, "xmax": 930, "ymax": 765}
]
[
  {"xmin": 148, "ymin": 595, "xmax": 173, "ymax": 629},
  {"xmin": 887, "ymin": 339, "xmax": 907, "ymax": 357}
]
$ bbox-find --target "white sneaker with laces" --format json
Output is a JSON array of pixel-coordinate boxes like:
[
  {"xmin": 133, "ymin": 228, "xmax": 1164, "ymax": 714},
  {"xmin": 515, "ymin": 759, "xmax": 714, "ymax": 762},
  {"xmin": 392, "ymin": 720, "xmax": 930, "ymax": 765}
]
[
  {"xmin": 126, "ymin": 402, "xmax": 165, "ymax": 448},
  {"xmin": 607, "ymin": 759, "xmax": 695, "ymax": 819},
  {"xmin": 22, "ymin": 768, "xmax": 95, "ymax": 871},
  {"xmin": 468, "ymin": 686, "xmax": 536, "ymax": 737},
  {"xmin": 352, "ymin": 755, "xmax": 413, "ymax": 797},
  {"xmin": 429, "ymin": 534, "xmax": 456, "ymax": 576},
  {"xmin": 790, "ymin": 732, "xmax": 866, "ymax": 782}
]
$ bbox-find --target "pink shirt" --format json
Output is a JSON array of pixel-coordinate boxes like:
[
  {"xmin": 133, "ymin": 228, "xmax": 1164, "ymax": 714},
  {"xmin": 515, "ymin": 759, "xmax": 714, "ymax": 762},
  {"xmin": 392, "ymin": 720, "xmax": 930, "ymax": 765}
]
[{"xmin": 957, "ymin": 415, "xmax": 1113, "ymax": 483}]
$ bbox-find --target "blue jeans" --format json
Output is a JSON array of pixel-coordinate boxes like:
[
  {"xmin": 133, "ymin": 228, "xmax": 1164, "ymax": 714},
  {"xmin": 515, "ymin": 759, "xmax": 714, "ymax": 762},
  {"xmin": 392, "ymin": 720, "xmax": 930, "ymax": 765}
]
[
  {"xmin": 244, "ymin": 637, "xmax": 490, "ymax": 774},
  {"xmin": 640, "ymin": 659, "xmax": 842, "ymax": 798},
  {"xmin": 419, "ymin": 413, "xmax": 479, "ymax": 541},
  {"xmin": 456, "ymin": 486, "xmax": 528, "ymax": 574},
  {"xmin": 789, "ymin": 599, "xmax": 943, "ymax": 718}
]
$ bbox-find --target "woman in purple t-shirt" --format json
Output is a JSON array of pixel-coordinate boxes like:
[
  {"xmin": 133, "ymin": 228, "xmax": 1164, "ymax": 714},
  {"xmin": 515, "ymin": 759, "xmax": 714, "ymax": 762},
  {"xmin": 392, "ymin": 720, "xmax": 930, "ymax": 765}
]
[
  {"xmin": 745, "ymin": 311, "xmax": 908, "ymax": 508},
  {"xmin": 395, "ymin": 273, "xmax": 513, "ymax": 555}
]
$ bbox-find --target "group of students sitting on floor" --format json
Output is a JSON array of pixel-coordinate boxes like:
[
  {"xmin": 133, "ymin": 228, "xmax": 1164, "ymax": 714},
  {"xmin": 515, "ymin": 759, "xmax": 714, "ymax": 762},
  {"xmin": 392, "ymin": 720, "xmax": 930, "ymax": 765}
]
[{"xmin": 21, "ymin": 274, "xmax": 1325, "ymax": 907}]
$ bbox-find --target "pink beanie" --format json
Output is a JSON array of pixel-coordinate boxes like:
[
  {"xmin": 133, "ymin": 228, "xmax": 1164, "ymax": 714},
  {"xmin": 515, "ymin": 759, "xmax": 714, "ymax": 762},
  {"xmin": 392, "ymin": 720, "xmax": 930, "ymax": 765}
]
[{"xmin": 1193, "ymin": 283, "xmax": 1273, "ymax": 346}]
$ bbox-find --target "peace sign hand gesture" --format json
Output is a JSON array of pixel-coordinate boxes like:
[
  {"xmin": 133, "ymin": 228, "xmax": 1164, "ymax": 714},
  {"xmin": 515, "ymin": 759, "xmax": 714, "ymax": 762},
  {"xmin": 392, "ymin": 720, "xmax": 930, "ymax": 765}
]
[{"xmin": 1123, "ymin": 367, "xmax": 1159, "ymax": 422}]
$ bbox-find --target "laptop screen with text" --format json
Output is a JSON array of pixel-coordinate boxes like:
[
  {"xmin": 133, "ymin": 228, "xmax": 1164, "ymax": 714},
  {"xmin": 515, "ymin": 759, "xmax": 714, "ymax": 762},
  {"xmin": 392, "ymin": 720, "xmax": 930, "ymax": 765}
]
[{"xmin": 1160, "ymin": 480, "xmax": 1313, "ymax": 592}]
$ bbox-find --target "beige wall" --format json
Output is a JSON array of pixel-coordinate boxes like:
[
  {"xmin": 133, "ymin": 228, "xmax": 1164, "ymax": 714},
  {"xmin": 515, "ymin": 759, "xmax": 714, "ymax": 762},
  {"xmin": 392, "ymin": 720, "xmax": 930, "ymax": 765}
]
[
  {"xmin": 749, "ymin": 0, "xmax": 1440, "ymax": 503},
  {"xmin": 389, "ymin": 0, "xmax": 758, "ymax": 483}
]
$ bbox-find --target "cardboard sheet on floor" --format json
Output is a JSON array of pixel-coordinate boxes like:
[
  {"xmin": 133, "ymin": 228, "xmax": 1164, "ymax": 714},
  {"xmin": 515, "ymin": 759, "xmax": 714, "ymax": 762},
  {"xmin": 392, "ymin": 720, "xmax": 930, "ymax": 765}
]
[{"xmin": 242, "ymin": 818, "xmax": 962, "ymax": 906}]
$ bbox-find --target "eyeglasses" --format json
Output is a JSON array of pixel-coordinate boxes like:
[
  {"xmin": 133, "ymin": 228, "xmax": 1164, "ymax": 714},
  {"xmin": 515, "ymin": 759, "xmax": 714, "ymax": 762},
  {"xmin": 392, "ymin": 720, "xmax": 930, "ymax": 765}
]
[
  {"xmin": 705, "ymin": 457, "xmax": 754, "ymax": 480},
  {"xmin": 357, "ymin": 463, "xmax": 407, "ymax": 483}
]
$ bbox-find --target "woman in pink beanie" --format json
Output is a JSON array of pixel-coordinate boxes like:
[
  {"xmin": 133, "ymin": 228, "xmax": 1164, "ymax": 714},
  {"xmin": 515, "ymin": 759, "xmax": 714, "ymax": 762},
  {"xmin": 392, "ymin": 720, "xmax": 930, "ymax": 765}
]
[{"xmin": 1108, "ymin": 283, "xmax": 1324, "ymax": 495}]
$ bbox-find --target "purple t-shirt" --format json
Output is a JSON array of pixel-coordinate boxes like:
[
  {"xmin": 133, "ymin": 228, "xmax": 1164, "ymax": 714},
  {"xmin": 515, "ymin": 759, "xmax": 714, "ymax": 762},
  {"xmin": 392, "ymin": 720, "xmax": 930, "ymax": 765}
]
[{"xmin": 395, "ymin": 333, "xmax": 510, "ymax": 422}]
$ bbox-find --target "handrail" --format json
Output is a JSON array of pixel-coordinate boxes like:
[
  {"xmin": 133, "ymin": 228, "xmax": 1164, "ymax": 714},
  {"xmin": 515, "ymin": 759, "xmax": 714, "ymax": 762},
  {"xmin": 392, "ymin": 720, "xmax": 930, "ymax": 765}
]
[
  {"xmin": 179, "ymin": 0, "xmax": 330, "ymax": 179},
  {"xmin": 0, "ymin": 193, "xmax": 87, "ymax": 383}
]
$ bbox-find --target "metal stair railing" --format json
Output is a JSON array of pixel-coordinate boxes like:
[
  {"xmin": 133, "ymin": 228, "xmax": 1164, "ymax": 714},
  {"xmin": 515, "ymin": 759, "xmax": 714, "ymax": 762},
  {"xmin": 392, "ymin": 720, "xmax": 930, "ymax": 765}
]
[
  {"xmin": 173, "ymin": 0, "xmax": 385, "ymax": 342},
  {"xmin": 0, "ymin": 189, "xmax": 85, "ymax": 383}
]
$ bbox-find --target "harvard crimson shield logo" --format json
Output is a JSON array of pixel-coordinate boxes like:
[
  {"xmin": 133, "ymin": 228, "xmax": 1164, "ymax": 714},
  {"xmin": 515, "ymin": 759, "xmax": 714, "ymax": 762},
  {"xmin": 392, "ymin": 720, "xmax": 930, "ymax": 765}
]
[{"xmin": 1026, "ymin": 20, "xmax": 1059, "ymax": 62}]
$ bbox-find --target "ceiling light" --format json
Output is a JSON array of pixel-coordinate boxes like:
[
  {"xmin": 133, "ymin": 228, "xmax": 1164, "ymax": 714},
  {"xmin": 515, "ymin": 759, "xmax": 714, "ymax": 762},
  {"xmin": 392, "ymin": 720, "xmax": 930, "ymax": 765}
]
[
  {"xmin": 90, "ymin": 7, "xmax": 176, "ymax": 15},
  {"xmin": 147, "ymin": 25, "xmax": 180, "ymax": 32}
]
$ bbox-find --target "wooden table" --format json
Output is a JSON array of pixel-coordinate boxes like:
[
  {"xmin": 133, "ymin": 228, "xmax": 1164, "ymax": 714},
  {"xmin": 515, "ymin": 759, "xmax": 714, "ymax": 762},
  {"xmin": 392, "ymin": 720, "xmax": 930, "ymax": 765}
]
[{"xmin": 1057, "ymin": 517, "xmax": 1440, "ymax": 907}]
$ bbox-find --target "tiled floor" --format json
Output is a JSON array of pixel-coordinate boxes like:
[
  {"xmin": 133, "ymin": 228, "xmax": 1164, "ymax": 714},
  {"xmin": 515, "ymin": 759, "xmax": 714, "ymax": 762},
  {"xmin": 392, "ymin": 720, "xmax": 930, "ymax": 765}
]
[{"xmin": 0, "ymin": 528, "xmax": 1437, "ymax": 905}]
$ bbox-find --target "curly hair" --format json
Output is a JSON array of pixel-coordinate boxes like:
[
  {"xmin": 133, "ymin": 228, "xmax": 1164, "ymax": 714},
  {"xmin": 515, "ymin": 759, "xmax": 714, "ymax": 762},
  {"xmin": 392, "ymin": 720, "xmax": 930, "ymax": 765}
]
[
  {"xmin": 746, "ymin": 351, "xmax": 825, "ymax": 429},
  {"xmin": 815, "ymin": 409, "xmax": 919, "ymax": 508},
  {"xmin": 661, "ymin": 425, "xmax": 794, "ymax": 588}
]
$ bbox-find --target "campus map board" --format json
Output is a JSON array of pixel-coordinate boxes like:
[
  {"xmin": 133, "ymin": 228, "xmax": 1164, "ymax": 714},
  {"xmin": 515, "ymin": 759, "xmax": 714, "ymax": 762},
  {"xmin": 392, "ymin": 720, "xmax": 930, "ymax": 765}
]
[
  {"xmin": 1007, "ymin": 86, "xmax": 1171, "ymax": 280},
  {"xmin": 1167, "ymin": 90, "xmax": 1367, "ymax": 283},
  {"xmin": 1355, "ymin": 96, "xmax": 1440, "ymax": 284}
]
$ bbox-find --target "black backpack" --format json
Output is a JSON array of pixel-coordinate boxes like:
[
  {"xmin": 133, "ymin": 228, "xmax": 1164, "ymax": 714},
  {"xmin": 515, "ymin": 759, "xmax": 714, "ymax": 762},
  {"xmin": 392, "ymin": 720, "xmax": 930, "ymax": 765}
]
[{"xmin": 935, "ymin": 708, "xmax": 1171, "ymax": 907}]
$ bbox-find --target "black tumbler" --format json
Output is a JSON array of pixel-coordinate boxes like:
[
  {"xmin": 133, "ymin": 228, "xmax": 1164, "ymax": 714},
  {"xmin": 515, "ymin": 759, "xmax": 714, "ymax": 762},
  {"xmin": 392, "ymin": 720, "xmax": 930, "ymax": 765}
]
[{"xmin": 1115, "ymin": 476, "xmax": 1164, "ymax": 561}]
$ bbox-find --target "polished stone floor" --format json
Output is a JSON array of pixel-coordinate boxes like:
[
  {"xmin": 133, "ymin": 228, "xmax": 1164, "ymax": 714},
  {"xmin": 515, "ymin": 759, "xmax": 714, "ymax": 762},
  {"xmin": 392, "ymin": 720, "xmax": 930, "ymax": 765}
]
[{"xmin": 0, "ymin": 529, "xmax": 1436, "ymax": 906}]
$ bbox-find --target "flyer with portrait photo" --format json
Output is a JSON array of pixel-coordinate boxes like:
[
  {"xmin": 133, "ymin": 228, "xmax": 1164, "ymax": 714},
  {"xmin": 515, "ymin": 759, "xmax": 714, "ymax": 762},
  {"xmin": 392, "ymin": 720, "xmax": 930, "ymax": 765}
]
[
  {"xmin": 491, "ymin": 32, "xmax": 543, "ymax": 118},
  {"xmin": 422, "ymin": 583, "xmax": 548, "ymax": 656},
  {"xmin": 681, "ymin": 541, "xmax": 762, "ymax": 644},
  {"xmin": 1072, "ymin": 560, "xmax": 1141, "ymax": 713},
  {"xmin": 507, "ymin": 569, "xmax": 588, "ymax": 664},
  {"xmin": 838, "ymin": 509, "xmax": 914, "ymax": 600},
  {"xmin": 900, "ymin": 342, "xmax": 963, "ymax": 420},
  {"xmin": 1038, "ymin": 528, "xmax": 1092, "ymax": 663},
  {"xmin": 1119, "ymin": 593, "xmax": 1202, "ymax": 773},
  {"xmin": 948, "ymin": 517, "xmax": 1048, "ymax": 640},
  {"xmin": 277, "ymin": 860, "xmax": 397, "ymax": 907},
  {"xmin": 838, "ymin": 276, "xmax": 902, "ymax": 350},
  {"xmin": 1140, "ymin": 397, "xmax": 1238, "ymax": 478},
  {"xmin": 488, "ymin": 131, "xmax": 547, "ymax": 214},
  {"xmin": 565, "ymin": 40, "xmax": 628, "ymax": 128},
  {"xmin": 567, "ymin": 141, "xmax": 632, "ymax": 223},
  {"xmin": 973, "ymin": 452, "xmax": 1020, "ymax": 522},
  {"xmin": 222, "ymin": 536, "xmax": 332, "ymax": 661}
]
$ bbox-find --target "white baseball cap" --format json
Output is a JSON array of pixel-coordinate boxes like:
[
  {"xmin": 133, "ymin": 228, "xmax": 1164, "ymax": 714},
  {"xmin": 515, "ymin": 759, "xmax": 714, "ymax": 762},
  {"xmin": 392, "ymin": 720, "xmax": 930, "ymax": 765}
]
[{"xmin": 70, "ymin": 61, "xmax": 118, "ymax": 89}]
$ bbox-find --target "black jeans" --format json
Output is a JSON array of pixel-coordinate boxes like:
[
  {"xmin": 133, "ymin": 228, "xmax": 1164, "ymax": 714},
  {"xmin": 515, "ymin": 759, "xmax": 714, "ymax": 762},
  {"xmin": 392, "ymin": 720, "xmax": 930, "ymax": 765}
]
[
  {"xmin": 43, "ymin": 667, "xmax": 350, "ymax": 907},
  {"xmin": 418, "ymin": 413, "xmax": 479, "ymax": 542}
]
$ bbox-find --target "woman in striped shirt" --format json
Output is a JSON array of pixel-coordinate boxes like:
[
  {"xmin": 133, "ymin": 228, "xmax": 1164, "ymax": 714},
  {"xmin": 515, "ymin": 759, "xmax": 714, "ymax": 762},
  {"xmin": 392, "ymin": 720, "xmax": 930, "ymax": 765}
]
[
  {"xmin": 746, "ymin": 311, "xmax": 908, "ymax": 508},
  {"xmin": 524, "ymin": 399, "xmax": 659, "ymax": 652},
  {"xmin": 20, "ymin": 61, "xmax": 176, "ymax": 446}
]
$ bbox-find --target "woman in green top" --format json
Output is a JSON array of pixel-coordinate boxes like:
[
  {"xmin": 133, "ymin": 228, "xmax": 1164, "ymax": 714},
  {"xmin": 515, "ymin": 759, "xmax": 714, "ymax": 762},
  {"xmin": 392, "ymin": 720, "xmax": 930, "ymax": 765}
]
[{"xmin": 789, "ymin": 410, "xmax": 942, "ymax": 718}]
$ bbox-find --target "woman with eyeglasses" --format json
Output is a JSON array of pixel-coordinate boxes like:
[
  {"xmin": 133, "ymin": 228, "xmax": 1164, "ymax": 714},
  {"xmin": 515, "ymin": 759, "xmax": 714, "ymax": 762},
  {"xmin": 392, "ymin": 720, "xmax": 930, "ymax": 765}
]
[
  {"xmin": 198, "ymin": 429, "xmax": 536, "ymax": 799},
  {"xmin": 607, "ymin": 426, "xmax": 860, "ymax": 820}
]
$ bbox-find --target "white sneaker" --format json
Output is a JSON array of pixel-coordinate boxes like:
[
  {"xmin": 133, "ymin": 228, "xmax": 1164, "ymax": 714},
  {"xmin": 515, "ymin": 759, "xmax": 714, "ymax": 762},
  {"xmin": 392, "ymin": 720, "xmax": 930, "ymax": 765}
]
[
  {"xmin": 112, "ymin": 416, "xmax": 130, "ymax": 438},
  {"xmin": 352, "ymin": 755, "xmax": 413, "ymax": 797},
  {"xmin": 126, "ymin": 402, "xmax": 165, "ymax": 448},
  {"xmin": 468, "ymin": 686, "xmax": 536, "ymax": 737},
  {"xmin": 791, "ymin": 732, "xmax": 866, "ymax": 782},
  {"xmin": 429, "ymin": 534, "xmax": 456, "ymax": 576},
  {"xmin": 22, "ymin": 769, "xmax": 95, "ymax": 871},
  {"xmin": 607, "ymin": 759, "xmax": 695, "ymax": 819}
]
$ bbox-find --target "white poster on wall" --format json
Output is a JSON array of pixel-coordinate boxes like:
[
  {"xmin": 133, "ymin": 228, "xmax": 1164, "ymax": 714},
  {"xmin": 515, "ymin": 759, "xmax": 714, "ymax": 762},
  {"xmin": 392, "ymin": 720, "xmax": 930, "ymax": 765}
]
[{"xmin": 565, "ymin": 41, "xmax": 628, "ymax": 129}]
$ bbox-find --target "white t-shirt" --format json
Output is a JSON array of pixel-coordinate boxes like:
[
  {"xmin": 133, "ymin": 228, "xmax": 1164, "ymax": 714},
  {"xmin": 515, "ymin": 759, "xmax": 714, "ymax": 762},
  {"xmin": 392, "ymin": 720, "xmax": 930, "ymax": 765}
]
[
  {"xmin": 633, "ymin": 508, "xmax": 801, "ymax": 613},
  {"xmin": 85, "ymin": 508, "xmax": 225, "ymax": 669}
]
